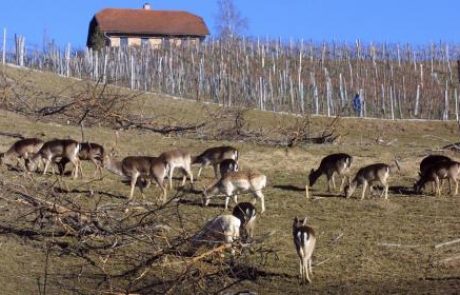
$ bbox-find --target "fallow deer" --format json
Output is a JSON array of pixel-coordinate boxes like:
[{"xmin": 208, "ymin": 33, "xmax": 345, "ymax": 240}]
[
  {"xmin": 203, "ymin": 170, "xmax": 267, "ymax": 213},
  {"xmin": 57, "ymin": 142, "xmax": 105, "ymax": 178},
  {"xmin": 193, "ymin": 146, "xmax": 239, "ymax": 179},
  {"xmin": 307, "ymin": 153, "xmax": 353, "ymax": 197},
  {"xmin": 414, "ymin": 160, "xmax": 460, "ymax": 197},
  {"xmin": 344, "ymin": 163, "xmax": 392, "ymax": 200},
  {"xmin": 0, "ymin": 137, "xmax": 44, "ymax": 170},
  {"xmin": 293, "ymin": 216, "xmax": 316, "ymax": 284},
  {"xmin": 417, "ymin": 154, "xmax": 452, "ymax": 193},
  {"xmin": 219, "ymin": 158, "xmax": 239, "ymax": 177},
  {"xmin": 103, "ymin": 154, "xmax": 169, "ymax": 201},
  {"xmin": 159, "ymin": 149, "xmax": 194, "ymax": 189},
  {"xmin": 26, "ymin": 139, "xmax": 81, "ymax": 179},
  {"xmin": 232, "ymin": 202, "xmax": 256, "ymax": 242},
  {"xmin": 191, "ymin": 214, "xmax": 241, "ymax": 253}
]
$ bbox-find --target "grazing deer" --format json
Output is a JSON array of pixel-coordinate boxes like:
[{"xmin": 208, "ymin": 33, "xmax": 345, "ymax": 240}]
[
  {"xmin": 219, "ymin": 158, "xmax": 239, "ymax": 177},
  {"xmin": 344, "ymin": 163, "xmax": 392, "ymax": 200},
  {"xmin": 203, "ymin": 170, "xmax": 267, "ymax": 213},
  {"xmin": 232, "ymin": 202, "xmax": 256, "ymax": 242},
  {"xmin": 191, "ymin": 214, "xmax": 241, "ymax": 253},
  {"xmin": 103, "ymin": 154, "xmax": 168, "ymax": 201},
  {"xmin": 307, "ymin": 153, "xmax": 353, "ymax": 195},
  {"xmin": 414, "ymin": 160, "xmax": 460, "ymax": 197},
  {"xmin": 0, "ymin": 138, "xmax": 44, "ymax": 169},
  {"xmin": 57, "ymin": 142, "xmax": 105, "ymax": 178},
  {"xmin": 417, "ymin": 154, "xmax": 452, "ymax": 193},
  {"xmin": 159, "ymin": 149, "xmax": 194, "ymax": 189},
  {"xmin": 293, "ymin": 216, "xmax": 316, "ymax": 284},
  {"xmin": 26, "ymin": 139, "xmax": 81, "ymax": 179},
  {"xmin": 193, "ymin": 146, "xmax": 239, "ymax": 179}
]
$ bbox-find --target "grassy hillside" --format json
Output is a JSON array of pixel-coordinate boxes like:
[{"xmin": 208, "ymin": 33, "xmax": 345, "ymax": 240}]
[{"xmin": 0, "ymin": 65, "xmax": 459, "ymax": 294}]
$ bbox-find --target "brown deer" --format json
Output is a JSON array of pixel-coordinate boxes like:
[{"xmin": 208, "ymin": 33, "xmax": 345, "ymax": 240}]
[
  {"xmin": 307, "ymin": 153, "xmax": 353, "ymax": 197},
  {"xmin": 159, "ymin": 149, "xmax": 194, "ymax": 189},
  {"xmin": 26, "ymin": 139, "xmax": 81, "ymax": 179},
  {"xmin": 344, "ymin": 163, "xmax": 392, "ymax": 200},
  {"xmin": 203, "ymin": 170, "xmax": 267, "ymax": 213},
  {"xmin": 293, "ymin": 216, "xmax": 316, "ymax": 284},
  {"xmin": 414, "ymin": 160, "xmax": 460, "ymax": 197},
  {"xmin": 103, "ymin": 154, "xmax": 168, "ymax": 201},
  {"xmin": 0, "ymin": 138, "xmax": 44, "ymax": 170},
  {"xmin": 193, "ymin": 146, "xmax": 239, "ymax": 179},
  {"xmin": 57, "ymin": 142, "xmax": 105, "ymax": 178}
]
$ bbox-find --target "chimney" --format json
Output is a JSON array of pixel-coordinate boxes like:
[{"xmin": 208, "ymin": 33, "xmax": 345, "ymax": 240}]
[{"xmin": 143, "ymin": 3, "xmax": 151, "ymax": 10}]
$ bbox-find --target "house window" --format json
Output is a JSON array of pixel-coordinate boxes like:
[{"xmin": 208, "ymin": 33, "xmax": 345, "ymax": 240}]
[
  {"xmin": 141, "ymin": 38, "xmax": 150, "ymax": 47},
  {"xmin": 120, "ymin": 37, "xmax": 128, "ymax": 48}
]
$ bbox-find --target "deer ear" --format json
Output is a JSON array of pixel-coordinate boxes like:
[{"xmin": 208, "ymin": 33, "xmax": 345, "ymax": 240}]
[
  {"xmin": 294, "ymin": 216, "xmax": 299, "ymax": 224},
  {"xmin": 302, "ymin": 217, "xmax": 308, "ymax": 225}
]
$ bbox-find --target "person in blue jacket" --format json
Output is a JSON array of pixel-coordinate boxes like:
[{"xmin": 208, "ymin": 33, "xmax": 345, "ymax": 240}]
[{"xmin": 353, "ymin": 93, "xmax": 363, "ymax": 117}]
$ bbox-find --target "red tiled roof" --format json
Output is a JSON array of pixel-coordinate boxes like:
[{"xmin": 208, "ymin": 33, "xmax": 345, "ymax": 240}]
[{"xmin": 95, "ymin": 8, "xmax": 209, "ymax": 37}]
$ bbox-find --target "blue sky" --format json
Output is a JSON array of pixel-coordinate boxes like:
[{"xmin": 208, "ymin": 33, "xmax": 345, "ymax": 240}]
[{"xmin": 0, "ymin": 0, "xmax": 458, "ymax": 49}]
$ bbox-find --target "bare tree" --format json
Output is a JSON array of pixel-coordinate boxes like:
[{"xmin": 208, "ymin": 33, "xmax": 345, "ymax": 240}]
[{"xmin": 215, "ymin": 0, "xmax": 249, "ymax": 39}]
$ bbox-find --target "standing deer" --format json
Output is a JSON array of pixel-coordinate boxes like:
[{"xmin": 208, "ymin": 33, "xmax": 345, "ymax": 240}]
[
  {"xmin": 159, "ymin": 149, "xmax": 194, "ymax": 189},
  {"xmin": 0, "ymin": 138, "xmax": 44, "ymax": 170},
  {"xmin": 307, "ymin": 153, "xmax": 353, "ymax": 196},
  {"xmin": 344, "ymin": 163, "xmax": 392, "ymax": 200},
  {"xmin": 103, "ymin": 154, "xmax": 169, "ymax": 201},
  {"xmin": 26, "ymin": 139, "xmax": 81, "ymax": 179},
  {"xmin": 193, "ymin": 146, "xmax": 239, "ymax": 179},
  {"xmin": 414, "ymin": 160, "xmax": 460, "ymax": 197},
  {"xmin": 57, "ymin": 142, "xmax": 105, "ymax": 178},
  {"xmin": 293, "ymin": 216, "xmax": 316, "ymax": 284},
  {"xmin": 203, "ymin": 170, "xmax": 267, "ymax": 213}
]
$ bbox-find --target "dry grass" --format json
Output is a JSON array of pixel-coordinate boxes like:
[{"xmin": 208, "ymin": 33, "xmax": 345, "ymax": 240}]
[{"xmin": 0, "ymin": 65, "xmax": 459, "ymax": 294}]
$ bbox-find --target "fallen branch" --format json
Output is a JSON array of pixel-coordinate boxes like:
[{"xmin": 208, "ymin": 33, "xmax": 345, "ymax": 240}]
[
  {"xmin": 377, "ymin": 242, "xmax": 420, "ymax": 248},
  {"xmin": 435, "ymin": 238, "xmax": 460, "ymax": 249}
]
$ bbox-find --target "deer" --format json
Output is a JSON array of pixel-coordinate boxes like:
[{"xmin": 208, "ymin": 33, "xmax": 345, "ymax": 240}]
[
  {"xmin": 307, "ymin": 153, "xmax": 353, "ymax": 197},
  {"xmin": 344, "ymin": 163, "xmax": 393, "ymax": 200},
  {"xmin": 103, "ymin": 154, "xmax": 169, "ymax": 202},
  {"xmin": 0, "ymin": 138, "xmax": 44, "ymax": 170},
  {"xmin": 293, "ymin": 216, "xmax": 316, "ymax": 284},
  {"xmin": 417, "ymin": 154, "xmax": 452, "ymax": 193},
  {"xmin": 57, "ymin": 142, "xmax": 105, "ymax": 178},
  {"xmin": 193, "ymin": 146, "xmax": 239, "ymax": 179},
  {"xmin": 219, "ymin": 158, "xmax": 239, "ymax": 177},
  {"xmin": 414, "ymin": 160, "xmax": 460, "ymax": 197},
  {"xmin": 191, "ymin": 214, "xmax": 241, "ymax": 254},
  {"xmin": 26, "ymin": 139, "xmax": 81, "ymax": 179},
  {"xmin": 232, "ymin": 202, "xmax": 256, "ymax": 242},
  {"xmin": 203, "ymin": 170, "xmax": 267, "ymax": 213},
  {"xmin": 159, "ymin": 149, "xmax": 194, "ymax": 189}
]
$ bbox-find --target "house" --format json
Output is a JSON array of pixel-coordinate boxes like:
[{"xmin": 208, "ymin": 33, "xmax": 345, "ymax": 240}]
[{"xmin": 87, "ymin": 3, "xmax": 209, "ymax": 49}]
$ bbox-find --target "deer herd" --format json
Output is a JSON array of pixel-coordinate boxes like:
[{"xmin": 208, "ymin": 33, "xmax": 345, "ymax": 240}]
[{"xmin": 1, "ymin": 136, "xmax": 459, "ymax": 284}]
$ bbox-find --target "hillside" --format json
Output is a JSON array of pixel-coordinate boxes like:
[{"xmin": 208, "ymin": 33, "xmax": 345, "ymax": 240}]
[{"xmin": 0, "ymin": 65, "xmax": 459, "ymax": 294}]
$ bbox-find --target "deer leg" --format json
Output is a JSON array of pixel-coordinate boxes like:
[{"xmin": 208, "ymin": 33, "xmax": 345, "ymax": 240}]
[
  {"xmin": 43, "ymin": 159, "xmax": 51, "ymax": 175},
  {"xmin": 224, "ymin": 196, "xmax": 230, "ymax": 211},
  {"xmin": 299, "ymin": 259, "xmax": 303, "ymax": 281},
  {"xmin": 254, "ymin": 191, "xmax": 265, "ymax": 214},
  {"xmin": 361, "ymin": 181, "xmax": 368, "ymax": 200},
  {"xmin": 213, "ymin": 164, "xmax": 219, "ymax": 179},
  {"xmin": 129, "ymin": 173, "xmax": 139, "ymax": 200},
  {"xmin": 197, "ymin": 165, "xmax": 204, "ymax": 179},
  {"xmin": 339, "ymin": 175, "xmax": 346, "ymax": 193},
  {"xmin": 168, "ymin": 166, "xmax": 175, "ymax": 189},
  {"xmin": 435, "ymin": 177, "xmax": 441, "ymax": 197},
  {"xmin": 331, "ymin": 174, "xmax": 337, "ymax": 191},
  {"xmin": 305, "ymin": 258, "xmax": 311, "ymax": 283},
  {"xmin": 233, "ymin": 194, "xmax": 238, "ymax": 204},
  {"xmin": 308, "ymin": 257, "xmax": 313, "ymax": 277},
  {"xmin": 454, "ymin": 178, "xmax": 458, "ymax": 196},
  {"xmin": 70, "ymin": 158, "xmax": 81, "ymax": 179}
]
